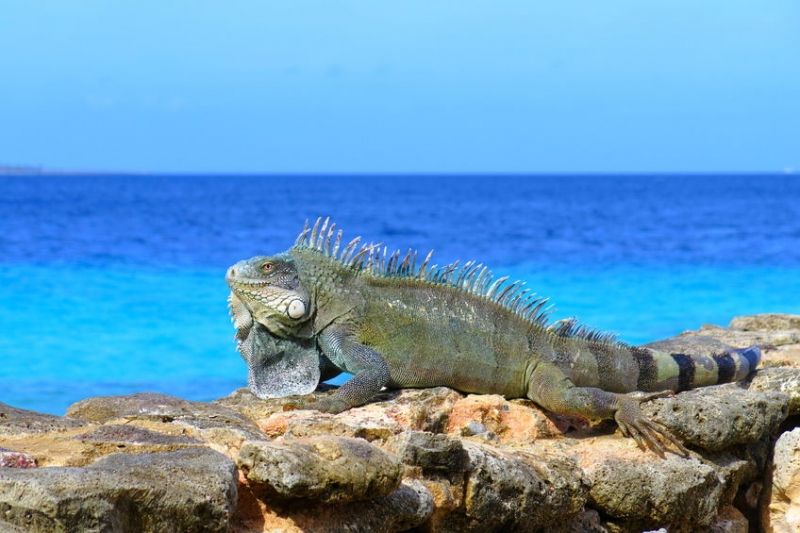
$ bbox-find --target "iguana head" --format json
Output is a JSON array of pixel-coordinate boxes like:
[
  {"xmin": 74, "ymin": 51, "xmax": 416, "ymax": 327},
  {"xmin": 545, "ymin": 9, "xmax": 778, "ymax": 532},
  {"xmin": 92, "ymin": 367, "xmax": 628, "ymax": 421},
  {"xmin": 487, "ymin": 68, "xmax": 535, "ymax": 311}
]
[{"xmin": 226, "ymin": 254, "xmax": 311, "ymax": 338}]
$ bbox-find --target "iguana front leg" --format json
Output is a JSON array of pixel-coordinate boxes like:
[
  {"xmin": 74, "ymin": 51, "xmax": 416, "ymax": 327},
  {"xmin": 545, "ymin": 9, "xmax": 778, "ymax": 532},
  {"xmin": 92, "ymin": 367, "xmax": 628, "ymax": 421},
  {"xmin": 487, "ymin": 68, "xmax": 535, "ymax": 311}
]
[
  {"xmin": 527, "ymin": 362, "xmax": 688, "ymax": 456},
  {"xmin": 305, "ymin": 328, "xmax": 391, "ymax": 414}
]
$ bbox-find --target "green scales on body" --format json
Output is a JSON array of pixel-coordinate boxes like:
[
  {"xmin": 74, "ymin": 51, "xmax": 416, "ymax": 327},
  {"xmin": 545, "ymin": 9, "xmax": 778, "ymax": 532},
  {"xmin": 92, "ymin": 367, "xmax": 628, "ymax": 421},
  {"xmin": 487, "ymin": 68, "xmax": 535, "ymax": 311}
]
[{"xmin": 226, "ymin": 218, "xmax": 761, "ymax": 456}]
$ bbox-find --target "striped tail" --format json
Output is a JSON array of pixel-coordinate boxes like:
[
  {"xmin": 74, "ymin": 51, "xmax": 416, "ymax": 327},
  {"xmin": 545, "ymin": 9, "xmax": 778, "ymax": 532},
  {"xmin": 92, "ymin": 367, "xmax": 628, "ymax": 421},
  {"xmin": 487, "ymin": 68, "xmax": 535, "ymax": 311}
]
[{"xmin": 639, "ymin": 345, "xmax": 762, "ymax": 392}]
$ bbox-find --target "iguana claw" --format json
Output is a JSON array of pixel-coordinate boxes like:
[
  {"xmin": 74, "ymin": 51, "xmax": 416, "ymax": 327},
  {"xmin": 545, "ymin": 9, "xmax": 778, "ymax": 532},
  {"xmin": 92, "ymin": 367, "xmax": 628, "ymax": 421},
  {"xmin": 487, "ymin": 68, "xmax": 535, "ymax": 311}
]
[{"xmin": 615, "ymin": 391, "xmax": 689, "ymax": 457}]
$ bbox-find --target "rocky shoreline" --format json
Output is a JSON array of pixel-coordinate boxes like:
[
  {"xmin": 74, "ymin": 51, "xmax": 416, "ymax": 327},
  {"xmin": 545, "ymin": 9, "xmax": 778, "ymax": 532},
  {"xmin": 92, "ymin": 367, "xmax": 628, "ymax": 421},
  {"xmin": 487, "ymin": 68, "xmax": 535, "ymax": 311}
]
[{"xmin": 2, "ymin": 314, "xmax": 800, "ymax": 533}]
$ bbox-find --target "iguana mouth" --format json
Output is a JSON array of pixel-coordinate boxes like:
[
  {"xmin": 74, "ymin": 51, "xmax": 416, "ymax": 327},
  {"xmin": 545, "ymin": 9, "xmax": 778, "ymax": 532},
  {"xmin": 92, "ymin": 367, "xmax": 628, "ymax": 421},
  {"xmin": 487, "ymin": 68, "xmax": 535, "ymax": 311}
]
[
  {"xmin": 228, "ymin": 284, "xmax": 307, "ymax": 320},
  {"xmin": 227, "ymin": 276, "xmax": 270, "ymax": 289},
  {"xmin": 226, "ymin": 263, "xmax": 308, "ymax": 321}
]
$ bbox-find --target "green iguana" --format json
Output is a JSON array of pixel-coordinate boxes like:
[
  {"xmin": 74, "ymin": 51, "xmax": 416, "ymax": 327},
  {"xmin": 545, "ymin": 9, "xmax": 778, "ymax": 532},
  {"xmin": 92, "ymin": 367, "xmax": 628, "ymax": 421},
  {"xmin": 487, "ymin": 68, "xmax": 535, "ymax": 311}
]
[{"xmin": 226, "ymin": 218, "xmax": 761, "ymax": 455}]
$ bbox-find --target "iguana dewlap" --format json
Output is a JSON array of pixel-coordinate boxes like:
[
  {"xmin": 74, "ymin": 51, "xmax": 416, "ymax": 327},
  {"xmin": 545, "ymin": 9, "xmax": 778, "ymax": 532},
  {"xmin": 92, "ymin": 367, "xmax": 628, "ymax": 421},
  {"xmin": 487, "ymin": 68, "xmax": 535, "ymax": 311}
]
[{"xmin": 226, "ymin": 218, "xmax": 761, "ymax": 455}]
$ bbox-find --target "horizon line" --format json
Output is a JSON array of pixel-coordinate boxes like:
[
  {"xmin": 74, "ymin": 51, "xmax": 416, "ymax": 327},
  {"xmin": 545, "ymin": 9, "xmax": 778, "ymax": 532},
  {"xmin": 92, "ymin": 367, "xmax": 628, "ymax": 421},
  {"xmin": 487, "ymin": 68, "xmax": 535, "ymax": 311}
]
[{"xmin": 1, "ymin": 167, "xmax": 796, "ymax": 178}]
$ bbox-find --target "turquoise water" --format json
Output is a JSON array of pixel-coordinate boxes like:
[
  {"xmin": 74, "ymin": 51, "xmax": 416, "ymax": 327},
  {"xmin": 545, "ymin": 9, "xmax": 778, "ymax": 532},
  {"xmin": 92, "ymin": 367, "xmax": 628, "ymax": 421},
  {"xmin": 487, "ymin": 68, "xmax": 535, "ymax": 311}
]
[
  {"xmin": 1, "ymin": 175, "xmax": 799, "ymax": 414},
  {"xmin": 0, "ymin": 266, "xmax": 239, "ymax": 412},
  {"xmin": 507, "ymin": 263, "xmax": 800, "ymax": 343},
  {"xmin": 3, "ymin": 262, "xmax": 797, "ymax": 415}
]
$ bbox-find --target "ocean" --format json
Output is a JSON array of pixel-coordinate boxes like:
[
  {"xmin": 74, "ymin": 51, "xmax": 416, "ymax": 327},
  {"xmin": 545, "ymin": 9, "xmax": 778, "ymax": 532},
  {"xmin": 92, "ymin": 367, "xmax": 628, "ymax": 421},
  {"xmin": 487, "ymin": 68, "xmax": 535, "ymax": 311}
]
[{"xmin": 2, "ymin": 175, "xmax": 799, "ymax": 415}]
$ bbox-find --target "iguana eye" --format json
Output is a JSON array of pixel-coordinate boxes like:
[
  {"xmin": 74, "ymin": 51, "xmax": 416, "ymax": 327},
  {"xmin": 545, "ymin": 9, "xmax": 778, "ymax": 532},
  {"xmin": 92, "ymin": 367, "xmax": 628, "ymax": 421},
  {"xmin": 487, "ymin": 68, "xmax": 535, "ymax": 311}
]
[{"xmin": 262, "ymin": 262, "xmax": 274, "ymax": 272}]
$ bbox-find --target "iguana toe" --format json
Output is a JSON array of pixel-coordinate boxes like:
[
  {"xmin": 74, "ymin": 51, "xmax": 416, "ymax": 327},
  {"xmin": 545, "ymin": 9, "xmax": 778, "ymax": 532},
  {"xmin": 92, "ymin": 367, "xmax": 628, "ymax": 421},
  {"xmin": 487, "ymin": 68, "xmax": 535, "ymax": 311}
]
[{"xmin": 615, "ymin": 394, "xmax": 689, "ymax": 457}]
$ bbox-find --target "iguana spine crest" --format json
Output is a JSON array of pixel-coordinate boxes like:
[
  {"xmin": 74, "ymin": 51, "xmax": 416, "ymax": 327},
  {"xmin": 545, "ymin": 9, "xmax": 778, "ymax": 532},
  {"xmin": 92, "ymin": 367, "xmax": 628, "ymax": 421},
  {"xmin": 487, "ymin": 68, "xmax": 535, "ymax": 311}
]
[{"xmin": 295, "ymin": 217, "xmax": 628, "ymax": 344}]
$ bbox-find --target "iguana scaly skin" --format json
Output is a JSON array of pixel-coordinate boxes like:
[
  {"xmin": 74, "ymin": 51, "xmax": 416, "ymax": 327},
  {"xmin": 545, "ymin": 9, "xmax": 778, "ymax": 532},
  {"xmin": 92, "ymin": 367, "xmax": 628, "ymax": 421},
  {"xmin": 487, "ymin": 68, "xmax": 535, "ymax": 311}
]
[{"xmin": 226, "ymin": 218, "xmax": 761, "ymax": 455}]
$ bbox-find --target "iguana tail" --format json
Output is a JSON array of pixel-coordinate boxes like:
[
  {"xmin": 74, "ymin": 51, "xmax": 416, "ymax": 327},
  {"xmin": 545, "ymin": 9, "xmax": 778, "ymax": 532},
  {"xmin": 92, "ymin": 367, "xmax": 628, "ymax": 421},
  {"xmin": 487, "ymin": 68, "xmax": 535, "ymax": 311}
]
[{"xmin": 638, "ymin": 345, "xmax": 761, "ymax": 392}]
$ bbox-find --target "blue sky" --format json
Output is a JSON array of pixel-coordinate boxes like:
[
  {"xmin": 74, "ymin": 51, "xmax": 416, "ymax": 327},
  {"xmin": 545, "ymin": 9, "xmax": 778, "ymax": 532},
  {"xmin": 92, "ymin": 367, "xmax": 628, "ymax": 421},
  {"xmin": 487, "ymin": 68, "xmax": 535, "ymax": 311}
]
[{"xmin": 1, "ymin": 1, "xmax": 798, "ymax": 174}]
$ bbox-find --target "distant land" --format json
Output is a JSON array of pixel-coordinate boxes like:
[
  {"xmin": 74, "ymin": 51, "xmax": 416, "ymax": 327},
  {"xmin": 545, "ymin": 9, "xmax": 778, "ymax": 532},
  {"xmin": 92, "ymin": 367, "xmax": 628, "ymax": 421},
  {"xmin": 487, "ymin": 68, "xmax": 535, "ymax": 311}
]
[
  {"xmin": 1, "ymin": 165, "xmax": 796, "ymax": 177},
  {"xmin": 0, "ymin": 165, "xmax": 144, "ymax": 176},
  {"xmin": 0, "ymin": 165, "xmax": 44, "ymax": 175}
]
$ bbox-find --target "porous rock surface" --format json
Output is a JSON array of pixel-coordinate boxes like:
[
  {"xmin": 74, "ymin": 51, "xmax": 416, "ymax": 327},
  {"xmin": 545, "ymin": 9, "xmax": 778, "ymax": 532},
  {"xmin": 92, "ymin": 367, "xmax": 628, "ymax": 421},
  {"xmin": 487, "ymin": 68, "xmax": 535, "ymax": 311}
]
[
  {"xmin": 0, "ymin": 313, "xmax": 798, "ymax": 532},
  {"xmin": 0, "ymin": 447, "xmax": 237, "ymax": 533},
  {"xmin": 762, "ymin": 427, "xmax": 800, "ymax": 533},
  {"xmin": 237, "ymin": 437, "xmax": 404, "ymax": 502}
]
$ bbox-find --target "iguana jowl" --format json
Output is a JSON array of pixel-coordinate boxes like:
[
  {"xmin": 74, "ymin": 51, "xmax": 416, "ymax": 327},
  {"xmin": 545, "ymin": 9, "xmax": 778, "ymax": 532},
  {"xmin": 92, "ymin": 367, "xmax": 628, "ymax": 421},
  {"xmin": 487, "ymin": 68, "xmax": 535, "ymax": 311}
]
[{"xmin": 226, "ymin": 218, "xmax": 761, "ymax": 455}]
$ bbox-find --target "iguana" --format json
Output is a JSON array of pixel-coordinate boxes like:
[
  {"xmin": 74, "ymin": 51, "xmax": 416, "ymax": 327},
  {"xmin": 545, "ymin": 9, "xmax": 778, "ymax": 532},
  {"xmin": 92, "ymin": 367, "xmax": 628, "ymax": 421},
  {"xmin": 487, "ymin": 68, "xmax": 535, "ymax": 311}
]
[{"xmin": 226, "ymin": 218, "xmax": 761, "ymax": 455}]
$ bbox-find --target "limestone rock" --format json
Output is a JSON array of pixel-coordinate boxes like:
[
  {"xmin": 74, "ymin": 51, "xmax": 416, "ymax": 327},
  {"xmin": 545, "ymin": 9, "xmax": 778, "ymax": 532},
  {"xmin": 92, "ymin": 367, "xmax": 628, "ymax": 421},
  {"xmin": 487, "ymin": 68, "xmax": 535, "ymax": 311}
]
[
  {"xmin": 642, "ymin": 384, "xmax": 789, "ymax": 451},
  {"xmin": 384, "ymin": 431, "xmax": 588, "ymax": 532},
  {"xmin": 707, "ymin": 505, "xmax": 749, "ymax": 533},
  {"xmin": 1, "ymin": 313, "xmax": 799, "ymax": 532},
  {"xmin": 0, "ymin": 446, "xmax": 36, "ymax": 468},
  {"xmin": 729, "ymin": 314, "xmax": 800, "ymax": 333},
  {"xmin": 535, "ymin": 434, "xmax": 767, "ymax": 533},
  {"xmin": 645, "ymin": 313, "xmax": 800, "ymax": 367},
  {"xmin": 0, "ymin": 522, "xmax": 29, "ymax": 533},
  {"xmin": 693, "ymin": 324, "xmax": 800, "ymax": 350},
  {"xmin": 643, "ymin": 335, "xmax": 739, "ymax": 357},
  {"xmin": 0, "ymin": 447, "xmax": 237, "ymax": 533},
  {"xmin": 665, "ymin": 313, "xmax": 800, "ymax": 356},
  {"xmin": 435, "ymin": 441, "xmax": 587, "ymax": 533},
  {"xmin": 235, "ymin": 479, "xmax": 434, "ymax": 533},
  {"xmin": 0, "ymin": 402, "xmax": 87, "ymax": 435},
  {"xmin": 375, "ymin": 386, "xmax": 466, "ymax": 433},
  {"xmin": 584, "ymin": 451, "xmax": 724, "ymax": 531},
  {"xmin": 215, "ymin": 386, "xmax": 320, "ymax": 420},
  {"xmin": 237, "ymin": 436, "xmax": 404, "ymax": 502},
  {"xmin": 705, "ymin": 444, "xmax": 770, "ymax": 512},
  {"xmin": 282, "ymin": 406, "xmax": 405, "ymax": 441},
  {"xmin": 445, "ymin": 394, "xmax": 570, "ymax": 443},
  {"xmin": 748, "ymin": 367, "xmax": 800, "ymax": 415},
  {"xmin": 763, "ymin": 427, "xmax": 800, "ymax": 533},
  {"xmin": 72, "ymin": 424, "xmax": 201, "ymax": 447},
  {"xmin": 67, "ymin": 391, "xmax": 254, "ymax": 428},
  {"xmin": 542, "ymin": 509, "xmax": 609, "ymax": 532},
  {"xmin": 384, "ymin": 431, "xmax": 470, "ymax": 475},
  {"xmin": 219, "ymin": 386, "xmax": 463, "ymax": 439},
  {"xmin": 684, "ymin": 325, "xmax": 800, "ymax": 348},
  {"xmin": 298, "ymin": 479, "xmax": 435, "ymax": 533},
  {"xmin": 66, "ymin": 392, "xmax": 267, "ymax": 450}
]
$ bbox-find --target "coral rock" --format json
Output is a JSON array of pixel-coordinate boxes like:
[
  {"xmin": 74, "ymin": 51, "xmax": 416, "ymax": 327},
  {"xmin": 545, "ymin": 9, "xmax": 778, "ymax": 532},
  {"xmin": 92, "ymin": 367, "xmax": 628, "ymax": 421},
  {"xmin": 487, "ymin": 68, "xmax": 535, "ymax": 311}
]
[
  {"xmin": 0, "ymin": 447, "xmax": 237, "ymax": 533},
  {"xmin": 237, "ymin": 436, "xmax": 404, "ymax": 503},
  {"xmin": 763, "ymin": 427, "xmax": 800, "ymax": 533}
]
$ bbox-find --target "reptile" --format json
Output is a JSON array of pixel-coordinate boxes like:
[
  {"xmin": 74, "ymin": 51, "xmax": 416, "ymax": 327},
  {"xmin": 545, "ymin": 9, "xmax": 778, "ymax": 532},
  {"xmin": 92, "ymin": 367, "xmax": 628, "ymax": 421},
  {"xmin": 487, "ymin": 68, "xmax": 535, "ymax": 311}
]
[{"xmin": 226, "ymin": 218, "xmax": 761, "ymax": 455}]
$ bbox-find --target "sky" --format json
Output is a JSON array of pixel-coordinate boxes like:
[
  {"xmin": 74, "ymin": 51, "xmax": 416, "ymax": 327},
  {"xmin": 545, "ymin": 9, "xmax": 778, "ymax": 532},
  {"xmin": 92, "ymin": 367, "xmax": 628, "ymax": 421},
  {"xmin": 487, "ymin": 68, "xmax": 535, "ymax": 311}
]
[{"xmin": 1, "ymin": 1, "xmax": 798, "ymax": 175}]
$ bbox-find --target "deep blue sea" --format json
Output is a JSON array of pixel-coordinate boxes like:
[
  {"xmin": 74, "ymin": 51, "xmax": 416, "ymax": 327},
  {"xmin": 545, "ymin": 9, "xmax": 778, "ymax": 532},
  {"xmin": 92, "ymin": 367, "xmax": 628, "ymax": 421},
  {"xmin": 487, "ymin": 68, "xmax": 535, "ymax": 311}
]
[{"xmin": 2, "ymin": 175, "xmax": 799, "ymax": 415}]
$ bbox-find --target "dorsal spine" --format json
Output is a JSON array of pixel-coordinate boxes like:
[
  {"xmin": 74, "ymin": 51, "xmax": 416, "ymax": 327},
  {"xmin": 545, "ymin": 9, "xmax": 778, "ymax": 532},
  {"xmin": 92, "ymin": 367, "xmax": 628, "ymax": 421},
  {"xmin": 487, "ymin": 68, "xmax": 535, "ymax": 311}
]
[{"xmin": 293, "ymin": 217, "xmax": 627, "ymax": 344}]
